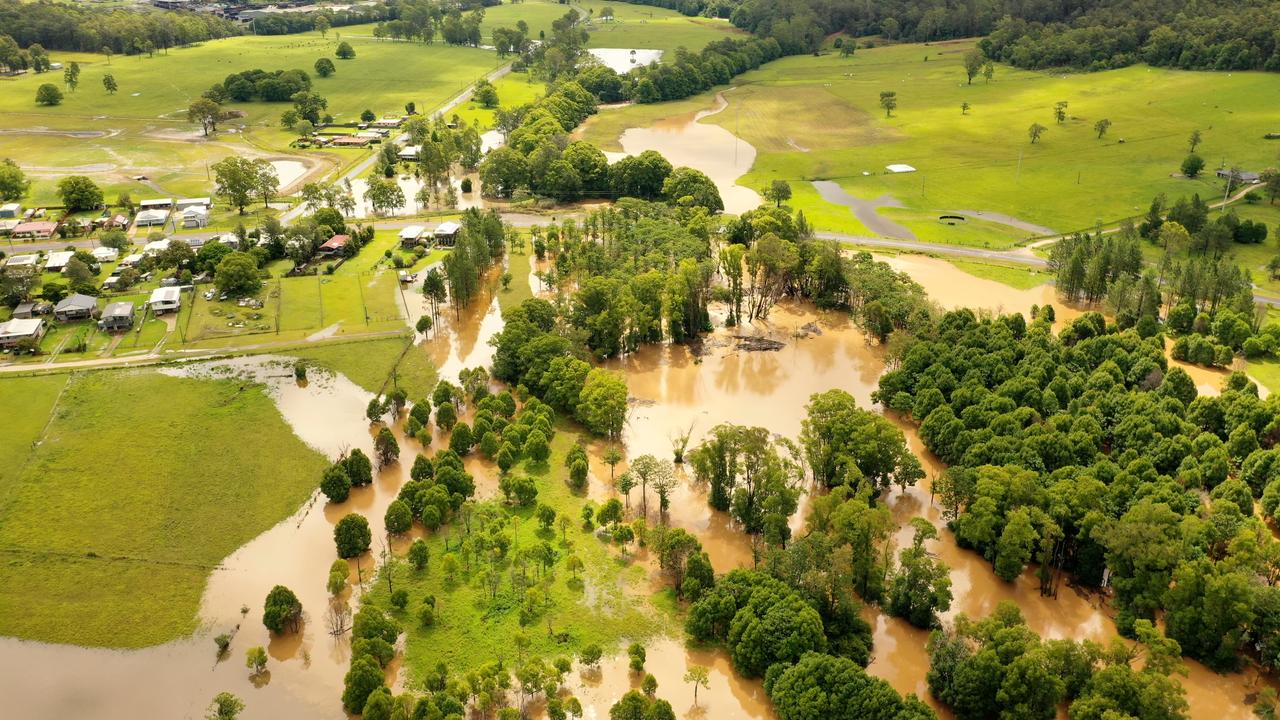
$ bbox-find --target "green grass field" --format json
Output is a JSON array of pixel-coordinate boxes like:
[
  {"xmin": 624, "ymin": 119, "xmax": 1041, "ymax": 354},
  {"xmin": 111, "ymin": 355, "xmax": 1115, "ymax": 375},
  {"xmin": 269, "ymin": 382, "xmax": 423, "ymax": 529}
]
[
  {"xmin": 946, "ymin": 258, "xmax": 1053, "ymax": 289},
  {"xmin": 286, "ymin": 335, "xmax": 438, "ymax": 398},
  {"xmin": 0, "ymin": 32, "xmax": 502, "ymax": 205},
  {"xmin": 0, "ymin": 369, "xmax": 328, "ymax": 647},
  {"xmin": 580, "ymin": 38, "xmax": 1280, "ymax": 244},
  {"xmin": 479, "ymin": 0, "xmax": 743, "ymax": 55},
  {"xmin": 366, "ymin": 419, "xmax": 668, "ymax": 688}
]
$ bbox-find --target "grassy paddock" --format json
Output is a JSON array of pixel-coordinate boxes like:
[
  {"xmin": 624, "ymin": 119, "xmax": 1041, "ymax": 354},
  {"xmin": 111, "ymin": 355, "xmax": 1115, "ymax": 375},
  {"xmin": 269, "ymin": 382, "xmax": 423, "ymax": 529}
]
[
  {"xmin": 0, "ymin": 33, "xmax": 501, "ymax": 203},
  {"xmin": 366, "ymin": 423, "xmax": 668, "ymax": 687},
  {"xmin": 0, "ymin": 370, "xmax": 328, "ymax": 647},
  {"xmin": 285, "ymin": 335, "xmax": 438, "ymax": 398}
]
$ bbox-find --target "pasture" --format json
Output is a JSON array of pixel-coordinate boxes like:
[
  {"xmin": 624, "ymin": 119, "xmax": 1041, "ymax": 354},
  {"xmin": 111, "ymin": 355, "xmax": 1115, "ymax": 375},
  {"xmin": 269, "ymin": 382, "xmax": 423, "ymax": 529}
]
[
  {"xmin": 0, "ymin": 32, "xmax": 501, "ymax": 205},
  {"xmin": 0, "ymin": 369, "xmax": 329, "ymax": 647},
  {"xmin": 580, "ymin": 38, "xmax": 1280, "ymax": 245},
  {"xmin": 480, "ymin": 0, "xmax": 743, "ymax": 55}
]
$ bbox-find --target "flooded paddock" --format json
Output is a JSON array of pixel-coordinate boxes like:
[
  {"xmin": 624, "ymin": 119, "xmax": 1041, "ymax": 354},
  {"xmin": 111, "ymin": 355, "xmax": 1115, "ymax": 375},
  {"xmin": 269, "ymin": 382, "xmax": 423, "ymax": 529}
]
[{"xmin": 0, "ymin": 250, "xmax": 1268, "ymax": 720}]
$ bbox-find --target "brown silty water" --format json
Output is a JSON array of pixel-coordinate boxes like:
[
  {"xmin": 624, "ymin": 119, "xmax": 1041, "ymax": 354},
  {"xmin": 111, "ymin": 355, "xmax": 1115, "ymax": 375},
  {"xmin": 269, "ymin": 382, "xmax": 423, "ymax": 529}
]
[{"xmin": 0, "ymin": 253, "xmax": 1269, "ymax": 719}]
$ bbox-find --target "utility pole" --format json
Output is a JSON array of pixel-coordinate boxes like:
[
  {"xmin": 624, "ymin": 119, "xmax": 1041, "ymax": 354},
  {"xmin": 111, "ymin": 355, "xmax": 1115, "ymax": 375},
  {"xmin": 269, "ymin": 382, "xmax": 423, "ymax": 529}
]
[{"xmin": 1015, "ymin": 150, "xmax": 1023, "ymax": 184}]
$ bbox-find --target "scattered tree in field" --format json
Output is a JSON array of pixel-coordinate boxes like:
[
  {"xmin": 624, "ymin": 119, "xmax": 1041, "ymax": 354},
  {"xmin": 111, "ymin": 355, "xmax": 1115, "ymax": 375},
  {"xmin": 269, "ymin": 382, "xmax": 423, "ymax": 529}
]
[
  {"xmin": 262, "ymin": 585, "xmax": 303, "ymax": 634},
  {"xmin": 963, "ymin": 49, "xmax": 983, "ymax": 84},
  {"xmin": 212, "ymin": 157, "xmax": 271, "ymax": 214},
  {"xmin": 314, "ymin": 57, "xmax": 336, "ymax": 77},
  {"xmin": 315, "ymin": 15, "xmax": 330, "ymax": 37},
  {"xmin": 1053, "ymin": 100, "xmax": 1068, "ymax": 123},
  {"xmin": 0, "ymin": 158, "xmax": 29, "ymax": 200},
  {"xmin": 1181, "ymin": 153, "xmax": 1205, "ymax": 178},
  {"xmin": 206, "ymin": 692, "xmax": 244, "ymax": 720},
  {"xmin": 1260, "ymin": 167, "xmax": 1280, "ymax": 204},
  {"xmin": 63, "ymin": 61, "xmax": 79, "ymax": 91},
  {"xmin": 1188, "ymin": 129, "xmax": 1202, "ymax": 153},
  {"xmin": 879, "ymin": 90, "xmax": 897, "ymax": 117},
  {"xmin": 102, "ymin": 74, "xmax": 117, "ymax": 94},
  {"xmin": 473, "ymin": 79, "xmax": 499, "ymax": 108},
  {"xmin": 336, "ymin": 41, "xmax": 356, "ymax": 59},
  {"xmin": 56, "ymin": 175, "xmax": 103, "ymax": 211},
  {"xmin": 1094, "ymin": 118, "xmax": 1111, "ymax": 138},
  {"xmin": 188, "ymin": 98, "xmax": 225, "ymax": 136},
  {"xmin": 335, "ymin": 513, "xmax": 372, "ymax": 558},
  {"xmin": 1028, "ymin": 123, "xmax": 1046, "ymax": 143},
  {"xmin": 407, "ymin": 538, "xmax": 430, "ymax": 571},
  {"xmin": 961, "ymin": 101, "xmax": 970, "ymax": 115},
  {"xmin": 982, "ymin": 61, "xmax": 994, "ymax": 82},
  {"xmin": 763, "ymin": 179, "xmax": 792, "ymax": 207},
  {"xmin": 415, "ymin": 315, "xmax": 433, "ymax": 337}
]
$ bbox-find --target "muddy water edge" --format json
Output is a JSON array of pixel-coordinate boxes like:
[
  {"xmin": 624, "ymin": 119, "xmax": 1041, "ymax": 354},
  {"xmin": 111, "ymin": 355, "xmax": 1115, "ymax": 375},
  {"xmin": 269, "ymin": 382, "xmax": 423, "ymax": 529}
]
[{"xmin": 0, "ymin": 253, "xmax": 1269, "ymax": 719}]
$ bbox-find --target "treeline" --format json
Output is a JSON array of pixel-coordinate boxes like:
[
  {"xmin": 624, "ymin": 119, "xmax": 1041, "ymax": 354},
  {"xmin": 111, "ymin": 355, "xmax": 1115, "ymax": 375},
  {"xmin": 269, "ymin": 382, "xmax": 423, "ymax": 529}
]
[
  {"xmin": 982, "ymin": 0, "xmax": 1280, "ymax": 72},
  {"xmin": 0, "ymin": 0, "xmax": 238, "ymax": 58},
  {"xmin": 876, "ymin": 308, "xmax": 1280, "ymax": 676},
  {"xmin": 248, "ymin": 3, "xmax": 391, "ymax": 36},
  {"xmin": 626, "ymin": 37, "xmax": 783, "ymax": 103}
]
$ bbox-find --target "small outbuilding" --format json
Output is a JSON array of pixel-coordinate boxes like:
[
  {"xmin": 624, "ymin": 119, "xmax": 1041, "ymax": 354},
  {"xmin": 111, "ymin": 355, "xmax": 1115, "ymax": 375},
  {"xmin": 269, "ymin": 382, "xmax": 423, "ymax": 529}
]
[
  {"xmin": 433, "ymin": 221, "xmax": 461, "ymax": 247},
  {"xmin": 885, "ymin": 164, "xmax": 917, "ymax": 174},
  {"xmin": 13, "ymin": 302, "xmax": 38, "ymax": 319},
  {"xmin": 118, "ymin": 252, "xmax": 145, "ymax": 267},
  {"xmin": 54, "ymin": 293, "xmax": 97, "ymax": 321},
  {"xmin": 0, "ymin": 318, "xmax": 46, "ymax": 349},
  {"xmin": 98, "ymin": 301, "xmax": 135, "ymax": 331},
  {"xmin": 148, "ymin": 286, "xmax": 182, "ymax": 314},
  {"xmin": 139, "ymin": 198, "xmax": 174, "ymax": 209},
  {"xmin": 0, "ymin": 202, "xmax": 21, "ymax": 218},
  {"xmin": 175, "ymin": 197, "xmax": 211, "ymax": 211}
]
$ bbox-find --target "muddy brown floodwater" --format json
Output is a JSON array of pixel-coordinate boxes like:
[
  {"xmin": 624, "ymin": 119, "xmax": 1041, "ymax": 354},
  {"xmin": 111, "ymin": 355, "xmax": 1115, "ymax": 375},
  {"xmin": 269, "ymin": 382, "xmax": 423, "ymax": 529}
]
[{"xmin": 0, "ymin": 252, "xmax": 1270, "ymax": 720}]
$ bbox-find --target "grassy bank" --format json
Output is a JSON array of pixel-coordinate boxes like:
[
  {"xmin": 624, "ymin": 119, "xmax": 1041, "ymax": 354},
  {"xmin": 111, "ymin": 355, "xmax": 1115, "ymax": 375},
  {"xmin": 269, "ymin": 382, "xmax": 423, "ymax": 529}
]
[
  {"xmin": 286, "ymin": 336, "xmax": 438, "ymax": 398},
  {"xmin": 0, "ymin": 370, "xmax": 329, "ymax": 647}
]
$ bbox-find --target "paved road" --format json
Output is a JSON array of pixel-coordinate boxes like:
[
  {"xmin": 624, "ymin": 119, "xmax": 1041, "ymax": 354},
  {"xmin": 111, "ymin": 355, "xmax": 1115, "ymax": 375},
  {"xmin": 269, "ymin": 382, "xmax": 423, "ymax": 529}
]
[{"xmin": 815, "ymin": 231, "xmax": 1049, "ymax": 267}]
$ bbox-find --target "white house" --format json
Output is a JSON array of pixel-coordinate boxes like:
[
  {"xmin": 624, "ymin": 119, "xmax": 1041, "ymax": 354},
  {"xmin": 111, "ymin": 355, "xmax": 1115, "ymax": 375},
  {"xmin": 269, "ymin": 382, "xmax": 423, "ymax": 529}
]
[
  {"xmin": 3, "ymin": 253, "xmax": 38, "ymax": 269},
  {"xmin": 139, "ymin": 198, "xmax": 173, "ymax": 209},
  {"xmin": 399, "ymin": 225, "xmax": 426, "ymax": 247},
  {"xmin": 92, "ymin": 247, "xmax": 120, "ymax": 263},
  {"xmin": 181, "ymin": 206, "xmax": 210, "ymax": 229},
  {"xmin": 433, "ymin": 221, "xmax": 461, "ymax": 247},
  {"xmin": 148, "ymin": 286, "xmax": 182, "ymax": 314},
  {"xmin": 0, "ymin": 318, "xmax": 46, "ymax": 349},
  {"xmin": 44, "ymin": 250, "xmax": 74, "ymax": 272},
  {"xmin": 398, "ymin": 145, "xmax": 421, "ymax": 161},
  {"xmin": 134, "ymin": 209, "xmax": 169, "ymax": 227},
  {"xmin": 143, "ymin": 238, "xmax": 171, "ymax": 256},
  {"xmin": 118, "ymin": 252, "xmax": 145, "ymax": 267}
]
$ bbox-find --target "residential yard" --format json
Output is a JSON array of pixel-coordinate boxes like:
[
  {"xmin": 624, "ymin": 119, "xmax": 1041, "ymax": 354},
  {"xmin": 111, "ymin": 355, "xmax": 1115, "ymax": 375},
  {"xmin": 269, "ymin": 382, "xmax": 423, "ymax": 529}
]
[{"xmin": 0, "ymin": 369, "xmax": 329, "ymax": 647}]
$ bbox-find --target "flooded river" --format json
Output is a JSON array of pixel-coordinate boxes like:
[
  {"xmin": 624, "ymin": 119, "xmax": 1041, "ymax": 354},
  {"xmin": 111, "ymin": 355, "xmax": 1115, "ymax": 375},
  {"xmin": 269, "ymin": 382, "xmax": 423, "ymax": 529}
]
[{"xmin": 0, "ymin": 252, "xmax": 1268, "ymax": 719}]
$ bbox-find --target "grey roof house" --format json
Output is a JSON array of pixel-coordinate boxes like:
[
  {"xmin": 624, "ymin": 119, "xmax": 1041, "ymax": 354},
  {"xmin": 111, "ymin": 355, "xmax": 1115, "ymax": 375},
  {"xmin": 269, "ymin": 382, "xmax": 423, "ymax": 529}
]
[
  {"xmin": 54, "ymin": 293, "xmax": 97, "ymax": 322},
  {"xmin": 98, "ymin": 301, "xmax": 135, "ymax": 331}
]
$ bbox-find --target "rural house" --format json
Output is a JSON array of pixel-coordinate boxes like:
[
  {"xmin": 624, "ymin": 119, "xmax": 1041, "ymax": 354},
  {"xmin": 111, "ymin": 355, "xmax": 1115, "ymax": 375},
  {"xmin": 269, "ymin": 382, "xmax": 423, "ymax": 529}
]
[
  {"xmin": 92, "ymin": 247, "xmax": 120, "ymax": 263},
  {"xmin": 175, "ymin": 198, "xmax": 211, "ymax": 211},
  {"xmin": 181, "ymin": 206, "xmax": 210, "ymax": 229},
  {"xmin": 98, "ymin": 301, "xmax": 135, "ymax": 331},
  {"xmin": 143, "ymin": 238, "xmax": 171, "ymax": 256},
  {"xmin": 3, "ymin": 253, "xmax": 38, "ymax": 269},
  {"xmin": 139, "ymin": 198, "xmax": 173, "ymax": 210},
  {"xmin": 399, "ymin": 225, "xmax": 426, "ymax": 248},
  {"xmin": 44, "ymin": 251, "xmax": 74, "ymax": 273},
  {"xmin": 433, "ymin": 221, "xmax": 461, "ymax": 247},
  {"xmin": 0, "ymin": 318, "xmax": 46, "ymax": 348},
  {"xmin": 12, "ymin": 221, "xmax": 57, "ymax": 239},
  {"xmin": 134, "ymin": 209, "xmax": 169, "ymax": 228},
  {"xmin": 317, "ymin": 234, "xmax": 349, "ymax": 258},
  {"xmin": 398, "ymin": 145, "xmax": 421, "ymax": 161},
  {"xmin": 148, "ymin": 286, "xmax": 182, "ymax": 314},
  {"xmin": 54, "ymin": 293, "xmax": 97, "ymax": 321}
]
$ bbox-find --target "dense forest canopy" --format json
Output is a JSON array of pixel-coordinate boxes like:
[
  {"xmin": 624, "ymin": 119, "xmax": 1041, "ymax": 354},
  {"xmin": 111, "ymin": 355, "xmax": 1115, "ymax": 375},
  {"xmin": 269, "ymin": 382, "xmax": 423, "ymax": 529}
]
[{"xmin": 0, "ymin": 0, "xmax": 239, "ymax": 57}]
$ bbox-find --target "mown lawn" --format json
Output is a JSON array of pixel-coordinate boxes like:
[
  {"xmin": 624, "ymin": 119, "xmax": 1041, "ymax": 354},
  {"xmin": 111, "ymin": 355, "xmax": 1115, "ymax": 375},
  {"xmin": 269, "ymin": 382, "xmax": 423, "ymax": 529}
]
[
  {"xmin": 946, "ymin": 258, "xmax": 1053, "ymax": 289},
  {"xmin": 0, "ymin": 369, "xmax": 329, "ymax": 647},
  {"xmin": 366, "ymin": 423, "xmax": 669, "ymax": 688}
]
